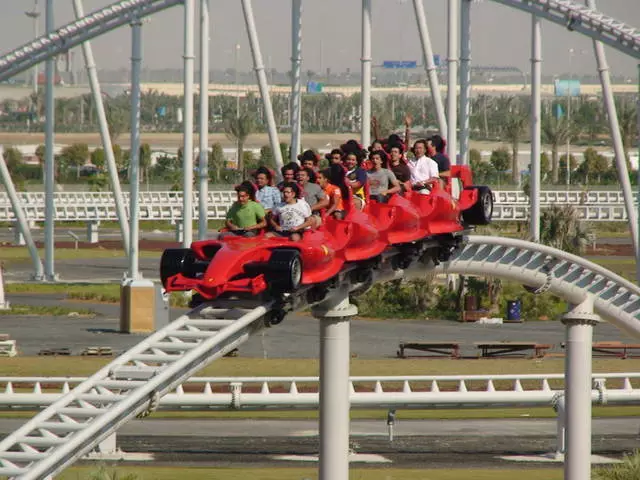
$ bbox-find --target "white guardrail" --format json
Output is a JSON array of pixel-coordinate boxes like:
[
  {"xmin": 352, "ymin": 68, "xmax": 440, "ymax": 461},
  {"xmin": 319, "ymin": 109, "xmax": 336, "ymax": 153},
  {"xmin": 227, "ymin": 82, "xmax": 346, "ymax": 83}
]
[
  {"xmin": 0, "ymin": 373, "xmax": 638, "ymax": 410},
  {"xmin": 0, "ymin": 190, "xmax": 635, "ymax": 223}
]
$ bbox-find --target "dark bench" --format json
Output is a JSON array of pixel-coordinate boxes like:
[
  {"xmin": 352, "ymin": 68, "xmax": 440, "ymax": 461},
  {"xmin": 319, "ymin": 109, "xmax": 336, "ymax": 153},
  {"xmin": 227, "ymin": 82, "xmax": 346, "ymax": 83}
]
[
  {"xmin": 475, "ymin": 342, "xmax": 551, "ymax": 359},
  {"xmin": 397, "ymin": 342, "xmax": 461, "ymax": 359},
  {"xmin": 562, "ymin": 341, "xmax": 640, "ymax": 359}
]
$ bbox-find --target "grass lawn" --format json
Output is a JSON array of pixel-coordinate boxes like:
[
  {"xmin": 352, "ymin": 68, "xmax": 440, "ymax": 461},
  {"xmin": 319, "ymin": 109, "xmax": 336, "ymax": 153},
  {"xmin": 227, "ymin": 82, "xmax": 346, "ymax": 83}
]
[
  {"xmin": 56, "ymin": 466, "xmax": 564, "ymax": 480},
  {"xmin": 0, "ymin": 304, "xmax": 95, "ymax": 317},
  {"xmin": 0, "ymin": 248, "xmax": 158, "ymax": 267},
  {"xmin": 590, "ymin": 257, "xmax": 637, "ymax": 282}
]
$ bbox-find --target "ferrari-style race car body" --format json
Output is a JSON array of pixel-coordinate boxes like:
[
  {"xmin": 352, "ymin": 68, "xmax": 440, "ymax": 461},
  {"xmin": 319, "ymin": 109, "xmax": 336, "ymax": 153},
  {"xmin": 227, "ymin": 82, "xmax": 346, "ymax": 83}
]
[{"xmin": 161, "ymin": 165, "xmax": 493, "ymax": 305}]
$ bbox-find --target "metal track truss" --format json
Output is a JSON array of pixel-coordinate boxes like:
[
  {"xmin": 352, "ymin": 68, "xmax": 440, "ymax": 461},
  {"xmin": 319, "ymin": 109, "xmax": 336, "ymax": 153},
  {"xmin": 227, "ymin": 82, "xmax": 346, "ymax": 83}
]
[
  {"xmin": 489, "ymin": 0, "xmax": 640, "ymax": 59},
  {"xmin": 0, "ymin": 0, "xmax": 184, "ymax": 83},
  {"xmin": 0, "ymin": 373, "xmax": 638, "ymax": 411},
  {"xmin": 0, "ymin": 301, "xmax": 271, "ymax": 479},
  {"xmin": 438, "ymin": 235, "xmax": 640, "ymax": 337}
]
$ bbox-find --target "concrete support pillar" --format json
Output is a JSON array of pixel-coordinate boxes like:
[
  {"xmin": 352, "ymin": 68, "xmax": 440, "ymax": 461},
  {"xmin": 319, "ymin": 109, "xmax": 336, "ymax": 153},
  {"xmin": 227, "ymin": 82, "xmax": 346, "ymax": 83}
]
[
  {"xmin": 175, "ymin": 222, "xmax": 184, "ymax": 243},
  {"xmin": 552, "ymin": 393, "xmax": 566, "ymax": 457},
  {"xmin": 86, "ymin": 221, "xmax": 99, "ymax": 244},
  {"xmin": 312, "ymin": 288, "xmax": 357, "ymax": 480},
  {"xmin": 12, "ymin": 223, "xmax": 25, "ymax": 246},
  {"xmin": 561, "ymin": 296, "xmax": 600, "ymax": 480}
]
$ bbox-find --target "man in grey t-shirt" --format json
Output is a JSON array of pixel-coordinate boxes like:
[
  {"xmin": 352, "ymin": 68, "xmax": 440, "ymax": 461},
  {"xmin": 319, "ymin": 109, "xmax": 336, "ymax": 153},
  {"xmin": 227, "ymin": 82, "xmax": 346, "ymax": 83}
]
[
  {"xmin": 297, "ymin": 168, "xmax": 328, "ymax": 209},
  {"xmin": 367, "ymin": 150, "xmax": 402, "ymax": 202},
  {"xmin": 297, "ymin": 167, "xmax": 329, "ymax": 226}
]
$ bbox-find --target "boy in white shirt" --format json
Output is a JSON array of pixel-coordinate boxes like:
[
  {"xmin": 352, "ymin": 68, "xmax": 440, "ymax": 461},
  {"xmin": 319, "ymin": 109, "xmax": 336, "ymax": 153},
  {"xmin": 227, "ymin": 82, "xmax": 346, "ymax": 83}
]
[{"xmin": 267, "ymin": 182, "xmax": 314, "ymax": 241}]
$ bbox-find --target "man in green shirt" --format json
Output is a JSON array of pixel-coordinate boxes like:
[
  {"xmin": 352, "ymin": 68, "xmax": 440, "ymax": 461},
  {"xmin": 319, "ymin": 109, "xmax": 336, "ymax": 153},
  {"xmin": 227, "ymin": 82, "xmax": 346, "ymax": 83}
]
[{"xmin": 223, "ymin": 182, "xmax": 266, "ymax": 237}]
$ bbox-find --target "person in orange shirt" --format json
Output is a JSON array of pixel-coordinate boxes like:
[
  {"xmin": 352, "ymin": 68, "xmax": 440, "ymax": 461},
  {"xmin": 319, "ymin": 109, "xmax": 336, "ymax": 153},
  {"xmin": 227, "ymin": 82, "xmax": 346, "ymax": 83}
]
[{"xmin": 317, "ymin": 164, "xmax": 347, "ymax": 220}]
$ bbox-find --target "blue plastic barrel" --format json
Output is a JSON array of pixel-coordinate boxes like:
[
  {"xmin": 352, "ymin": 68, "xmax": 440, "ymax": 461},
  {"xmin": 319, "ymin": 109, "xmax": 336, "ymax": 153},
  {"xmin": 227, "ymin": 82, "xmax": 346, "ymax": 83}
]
[{"xmin": 506, "ymin": 299, "xmax": 522, "ymax": 322}]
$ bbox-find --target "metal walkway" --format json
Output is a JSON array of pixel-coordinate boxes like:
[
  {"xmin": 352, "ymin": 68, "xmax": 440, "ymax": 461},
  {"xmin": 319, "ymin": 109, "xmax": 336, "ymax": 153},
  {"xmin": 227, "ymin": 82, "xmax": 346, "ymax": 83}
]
[{"xmin": 0, "ymin": 301, "xmax": 272, "ymax": 479}]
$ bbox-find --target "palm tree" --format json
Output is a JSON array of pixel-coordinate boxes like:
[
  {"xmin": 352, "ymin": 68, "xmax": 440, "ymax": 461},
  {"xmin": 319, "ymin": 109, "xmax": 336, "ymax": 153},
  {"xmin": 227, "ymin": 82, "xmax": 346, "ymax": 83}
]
[
  {"xmin": 224, "ymin": 112, "xmax": 256, "ymax": 176},
  {"xmin": 501, "ymin": 97, "xmax": 529, "ymax": 184},
  {"xmin": 540, "ymin": 205, "xmax": 588, "ymax": 255},
  {"xmin": 615, "ymin": 97, "xmax": 636, "ymax": 160},
  {"xmin": 541, "ymin": 112, "xmax": 571, "ymax": 184}
]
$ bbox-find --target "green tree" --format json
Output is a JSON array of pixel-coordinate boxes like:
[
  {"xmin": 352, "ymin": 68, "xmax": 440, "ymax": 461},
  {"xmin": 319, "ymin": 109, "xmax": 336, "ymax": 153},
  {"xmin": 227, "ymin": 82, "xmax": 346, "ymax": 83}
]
[
  {"xmin": 540, "ymin": 205, "xmax": 588, "ymax": 255},
  {"xmin": 259, "ymin": 145, "xmax": 275, "ymax": 168},
  {"xmin": 500, "ymin": 97, "xmax": 529, "ymax": 184},
  {"xmin": 139, "ymin": 143, "xmax": 152, "ymax": 186},
  {"xmin": 60, "ymin": 143, "xmax": 89, "ymax": 179},
  {"xmin": 209, "ymin": 143, "xmax": 226, "ymax": 183},
  {"xmin": 87, "ymin": 174, "xmax": 108, "ymax": 192},
  {"xmin": 489, "ymin": 148, "xmax": 511, "ymax": 185},
  {"xmin": 105, "ymin": 101, "xmax": 129, "ymax": 142},
  {"xmin": 2, "ymin": 146, "xmax": 25, "ymax": 190},
  {"xmin": 542, "ymin": 113, "xmax": 571, "ymax": 184},
  {"xmin": 91, "ymin": 148, "xmax": 105, "ymax": 169},
  {"xmin": 224, "ymin": 112, "xmax": 256, "ymax": 176},
  {"xmin": 615, "ymin": 98, "xmax": 637, "ymax": 159},
  {"xmin": 469, "ymin": 148, "xmax": 482, "ymax": 165},
  {"xmin": 594, "ymin": 450, "xmax": 640, "ymax": 480},
  {"xmin": 2, "ymin": 146, "xmax": 23, "ymax": 170},
  {"xmin": 35, "ymin": 144, "xmax": 45, "ymax": 165},
  {"xmin": 540, "ymin": 152, "xmax": 551, "ymax": 181}
]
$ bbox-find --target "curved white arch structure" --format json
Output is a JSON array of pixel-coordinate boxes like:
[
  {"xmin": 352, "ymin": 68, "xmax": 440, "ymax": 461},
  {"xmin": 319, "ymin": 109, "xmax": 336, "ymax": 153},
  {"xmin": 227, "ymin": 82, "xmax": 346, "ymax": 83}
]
[
  {"xmin": 0, "ymin": 0, "xmax": 184, "ymax": 83},
  {"xmin": 0, "ymin": 0, "xmax": 639, "ymax": 85},
  {"xmin": 0, "ymin": 236, "xmax": 638, "ymax": 478},
  {"xmin": 490, "ymin": 0, "xmax": 640, "ymax": 59},
  {"xmin": 437, "ymin": 236, "xmax": 640, "ymax": 338}
]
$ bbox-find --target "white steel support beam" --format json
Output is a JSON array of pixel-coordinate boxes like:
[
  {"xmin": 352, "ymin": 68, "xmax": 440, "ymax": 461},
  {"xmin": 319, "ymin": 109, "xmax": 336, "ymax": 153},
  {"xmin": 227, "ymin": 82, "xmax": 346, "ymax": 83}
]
[
  {"xmin": 240, "ymin": 0, "xmax": 284, "ymax": 172},
  {"xmin": 447, "ymin": 0, "xmax": 459, "ymax": 164},
  {"xmin": 412, "ymin": 0, "xmax": 447, "ymax": 136},
  {"xmin": 585, "ymin": 0, "xmax": 640, "ymax": 283},
  {"xmin": 290, "ymin": 0, "xmax": 303, "ymax": 163},
  {"xmin": 44, "ymin": 0, "xmax": 56, "ymax": 282},
  {"xmin": 361, "ymin": 0, "xmax": 372, "ymax": 148},
  {"xmin": 530, "ymin": 15, "xmax": 542, "ymax": 242},
  {"xmin": 182, "ymin": 0, "xmax": 195, "ymax": 248},
  {"xmin": 459, "ymin": 0, "xmax": 472, "ymax": 165},
  {"xmin": 128, "ymin": 19, "xmax": 142, "ymax": 280},
  {"xmin": 562, "ymin": 297, "xmax": 600, "ymax": 480},
  {"xmin": 0, "ymin": 148, "xmax": 43, "ymax": 279},
  {"xmin": 72, "ymin": 0, "xmax": 130, "ymax": 259},
  {"xmin": 313, "ymin": 291, "xmax": 357, "ymax": 480},
  {"xmin": 198, "ymin": 0, "xmax": 210, "ymax": 241}
]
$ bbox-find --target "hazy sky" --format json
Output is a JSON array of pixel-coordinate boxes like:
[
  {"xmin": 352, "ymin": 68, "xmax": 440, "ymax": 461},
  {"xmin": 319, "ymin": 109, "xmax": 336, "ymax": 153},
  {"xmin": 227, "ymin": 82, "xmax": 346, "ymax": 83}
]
[{"xmin": 0, "ymin": 0, "xmax": 639, "ymax": 78}]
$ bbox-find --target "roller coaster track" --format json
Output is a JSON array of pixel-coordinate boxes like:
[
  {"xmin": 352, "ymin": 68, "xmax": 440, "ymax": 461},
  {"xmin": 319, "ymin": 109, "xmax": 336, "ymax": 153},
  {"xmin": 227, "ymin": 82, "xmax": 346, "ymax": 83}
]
[
  {"xmin": 0, "ymin": 0, "xmax": 638, "ymax": 85},
  {"xmin": 0, "ymin": 0, "xmax": 185, "ymax": 84},
  {"xmin": 0, "ymin": 236, "xmax": 639, "ymax": 478}
]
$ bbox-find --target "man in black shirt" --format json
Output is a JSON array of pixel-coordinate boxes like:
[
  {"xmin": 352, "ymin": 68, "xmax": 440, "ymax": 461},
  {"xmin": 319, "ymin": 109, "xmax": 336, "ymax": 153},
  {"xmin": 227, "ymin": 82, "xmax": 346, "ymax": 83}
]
[{"xmin": 428, "ymin": 135, "xmax": 451, "ymax": 178}]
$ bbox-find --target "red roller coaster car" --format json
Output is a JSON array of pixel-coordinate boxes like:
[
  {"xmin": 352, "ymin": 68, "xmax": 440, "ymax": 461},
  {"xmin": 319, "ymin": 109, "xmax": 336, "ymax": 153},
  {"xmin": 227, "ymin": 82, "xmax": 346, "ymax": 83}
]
[{"xmin": 161, "ymin": 165, "xmax": 492, "ymax": 314}]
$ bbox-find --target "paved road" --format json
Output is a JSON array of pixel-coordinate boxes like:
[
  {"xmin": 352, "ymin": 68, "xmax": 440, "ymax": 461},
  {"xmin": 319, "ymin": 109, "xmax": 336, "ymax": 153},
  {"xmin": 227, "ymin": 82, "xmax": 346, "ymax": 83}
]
[
  {"xmin": 0, "ymin": 418, "xmax": 636, "ymax": 468},
  {"xmin": 0, "ymin": 418, "xmax": 635, "ymax": 438}
]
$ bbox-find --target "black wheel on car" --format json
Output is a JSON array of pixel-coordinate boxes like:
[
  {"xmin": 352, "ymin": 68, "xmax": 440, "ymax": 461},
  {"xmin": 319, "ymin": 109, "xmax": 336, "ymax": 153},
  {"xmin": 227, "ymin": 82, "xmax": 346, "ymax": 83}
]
[
  {"xmin": 160, "ymin": 248, "xmax": 197, "ymax": 287},
  {"xmin": 265, "ymin": 249, "xmax": 302, "ymax": 293},
  {"xmin": 462, "ymin": 186, "xmax": 493, "ymax": 226}
]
